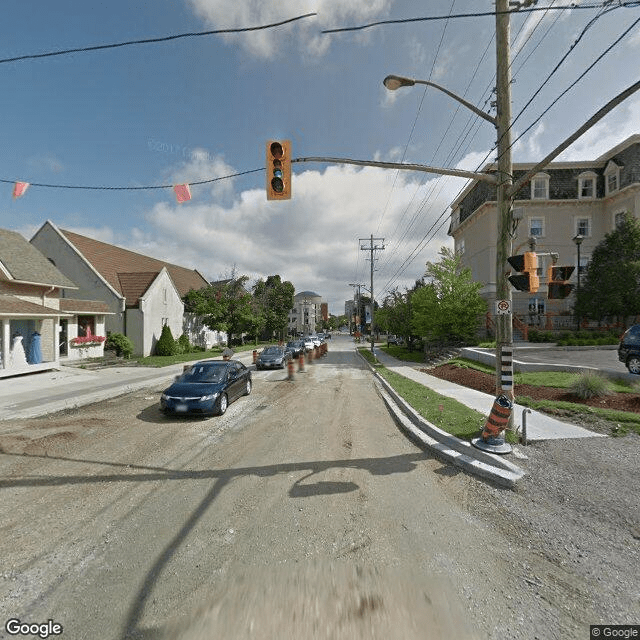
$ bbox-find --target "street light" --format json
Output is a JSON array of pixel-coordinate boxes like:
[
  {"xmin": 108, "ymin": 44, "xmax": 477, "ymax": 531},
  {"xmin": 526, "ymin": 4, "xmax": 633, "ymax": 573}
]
[
  {"xmin": 383, "ymin": 75, "xmax": 497, "ymax": 125},
  {"xmin": 572, "ymin": 234, "xmax": 584, "ymax": 330}
]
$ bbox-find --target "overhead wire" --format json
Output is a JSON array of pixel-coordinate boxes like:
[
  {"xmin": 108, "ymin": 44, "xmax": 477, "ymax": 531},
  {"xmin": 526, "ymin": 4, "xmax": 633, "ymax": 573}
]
[{"xmin": 0, "ymin": 13, "xmax": 317, "ymax": 64}]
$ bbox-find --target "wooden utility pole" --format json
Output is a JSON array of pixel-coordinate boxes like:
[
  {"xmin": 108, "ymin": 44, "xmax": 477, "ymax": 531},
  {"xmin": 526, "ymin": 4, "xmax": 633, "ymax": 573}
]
[{"xmin": 360, "ymin": 235, "xmax": 385, "ymax": 354}]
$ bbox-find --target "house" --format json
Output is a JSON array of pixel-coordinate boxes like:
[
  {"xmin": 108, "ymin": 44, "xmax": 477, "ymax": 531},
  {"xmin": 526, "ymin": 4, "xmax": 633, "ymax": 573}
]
[
  {"xmin": 448, "ymin": 134, "xmax": 640, "ymax": 331},
  {"xmin": 30, "ymin": 221, "xmax": 218, "ymax": 356},
  {"xmin": 0, "ymin": 228, "xmax": 111, "ymax": 377}
]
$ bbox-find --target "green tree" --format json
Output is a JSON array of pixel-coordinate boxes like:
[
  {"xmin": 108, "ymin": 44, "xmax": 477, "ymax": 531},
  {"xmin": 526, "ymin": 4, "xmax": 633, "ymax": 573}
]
[
  {"xmin": 412, "ymin": 247, "xmax": 487, "ymax": 343},
  {"xmin": 155, "ymin": 324, "xmax": 177, "ymax": 356},
  {"xmin": 253, "ymin": 275, "xmax": 295, "ymax": 341},
  {"xmin": 575, "ymin": 213, "xmax": 640, "ymax": 326}
]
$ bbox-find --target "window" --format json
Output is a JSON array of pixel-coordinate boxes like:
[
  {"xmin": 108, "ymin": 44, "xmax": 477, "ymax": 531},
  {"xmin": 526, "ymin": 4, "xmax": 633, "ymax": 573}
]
[
  {"xmin": 614, "ymin": 211, "xmax": 628, "ymax": 228},
  {"xmin": 576, "ymin": 217, "xmax": 591, "ymax": 237},
  {"xmin": 577, "ymin": 254, "xmax": 590, "ymax": 277},
  {"xmin": 77, "ymin": 315, "xmax": 95, "ymax": 337},
  {"xmin": 604, "ymin": 161, "xmax": 620, "ymax": 195},
  {"xmin": 578, "ymin": 172, "xmax": 596, "ymax": 199},
  {"xmin": 531, "ymin": 173, "xmax": 549, "ymax": 199},
  {"xmin": 458, "ymin": 238, "xmax": 465, "ymax": 254},
  {"xmin": 529, "ymin": 217, "xmax": 544, "ymax": 237}
]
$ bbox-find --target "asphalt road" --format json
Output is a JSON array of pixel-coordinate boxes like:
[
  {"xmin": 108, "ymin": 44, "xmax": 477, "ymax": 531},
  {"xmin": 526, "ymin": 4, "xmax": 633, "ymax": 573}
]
[{"xmin": 1, "ymin": 336, "xmax": 637, "ymax": 640}]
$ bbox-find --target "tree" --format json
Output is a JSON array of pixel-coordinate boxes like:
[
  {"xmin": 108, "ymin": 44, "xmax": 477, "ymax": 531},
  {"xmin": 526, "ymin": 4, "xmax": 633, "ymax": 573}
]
[
  {"xmin": 575, "ymin": 213, "xmax": 640, "ymax": 326},
  {"xmin": 412, "ymin": 247, "xmax": 487, "ymax": 343},
  {"xmin": 183, "ymin": 274, "xmax": 259, "ymax": 345},
  {"xmin": 252, "ymin": 275, "xmax": 295, "ymax": 341},
  {"xmin": 155, "ymin": 324, "xmax": 177, "ymax": 356}
]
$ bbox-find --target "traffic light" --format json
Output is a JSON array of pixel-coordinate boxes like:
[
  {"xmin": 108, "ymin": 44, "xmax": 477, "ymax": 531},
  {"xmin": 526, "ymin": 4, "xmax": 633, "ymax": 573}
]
[
  {"xmin": 547, "ymin": 265, "xmax": 575, "ymax": 299},
  {"xmin": 266, "ymin": 140, "xmax": 291, "ymax": 200},
  {"xmin": 507, "ymin": 252, "xmax": 539, "ymax": 293}
]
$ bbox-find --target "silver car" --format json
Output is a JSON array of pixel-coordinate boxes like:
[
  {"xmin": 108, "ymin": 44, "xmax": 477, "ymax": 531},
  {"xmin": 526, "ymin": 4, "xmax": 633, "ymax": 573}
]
[{"xmin": 256, "ymin": 346, "xmax": 291, "ymax": 370}]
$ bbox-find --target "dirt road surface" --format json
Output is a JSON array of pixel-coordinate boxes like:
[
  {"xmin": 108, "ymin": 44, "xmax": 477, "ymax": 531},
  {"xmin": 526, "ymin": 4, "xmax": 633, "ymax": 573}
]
[{"xmin": 0, "ymin": 336, "xmax": 637, "ymax": 639}]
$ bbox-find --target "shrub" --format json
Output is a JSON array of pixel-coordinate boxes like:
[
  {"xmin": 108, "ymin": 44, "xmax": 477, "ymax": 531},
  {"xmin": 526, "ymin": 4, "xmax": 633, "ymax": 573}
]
[
  {"xmin": 177, "ymin": 333, "xmax": 191, "ymax": 354},
  {"xmin": 569, "ymin": 371, "xmax": 611, "ymax": 399},
  {"xmin": 155, "ymin": 325, "xmax": 177, "ymax": 356},
  {"xmin": 105, "ymin": 333, "xmax": 134, "ymax": 358}
]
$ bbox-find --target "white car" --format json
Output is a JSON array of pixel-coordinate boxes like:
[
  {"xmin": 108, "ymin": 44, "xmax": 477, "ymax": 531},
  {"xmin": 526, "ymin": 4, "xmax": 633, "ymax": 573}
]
[{"xmin": 303, "ymin": 337, "xmax": 315, "ymax": 351}]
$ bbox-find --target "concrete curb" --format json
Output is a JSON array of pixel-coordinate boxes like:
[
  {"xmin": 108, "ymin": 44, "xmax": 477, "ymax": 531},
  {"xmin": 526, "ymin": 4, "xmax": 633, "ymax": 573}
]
[{"xmin": 356, "ymin": 350, "xmax": 525, "ymax": 489}]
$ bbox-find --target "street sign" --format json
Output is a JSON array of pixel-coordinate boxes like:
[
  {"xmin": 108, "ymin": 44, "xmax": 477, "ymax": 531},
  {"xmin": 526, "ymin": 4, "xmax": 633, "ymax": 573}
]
[{"xmin": 496, "ymin": 299, "xmax": 511, "ymax": 315}]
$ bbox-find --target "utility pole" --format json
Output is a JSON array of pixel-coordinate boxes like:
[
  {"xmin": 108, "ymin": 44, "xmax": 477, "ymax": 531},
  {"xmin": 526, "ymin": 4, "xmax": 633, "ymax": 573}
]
[
  {"xmin": 348, "ymin": 283, "xmax": 364, "ymax": 335},
  {"xmin": 359, "ymin": 235, "xmax": 385, "ymax": 354},
  {"xmin": 494, "ymin": 0, "xmax": 514, "ymax": 401}
]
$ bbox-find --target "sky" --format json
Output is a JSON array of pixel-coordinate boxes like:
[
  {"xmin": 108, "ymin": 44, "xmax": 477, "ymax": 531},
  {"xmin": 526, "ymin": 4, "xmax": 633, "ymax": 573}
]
[{"xmin": 1, "ymin": 0, "xmax": 639, "ymax": 314}]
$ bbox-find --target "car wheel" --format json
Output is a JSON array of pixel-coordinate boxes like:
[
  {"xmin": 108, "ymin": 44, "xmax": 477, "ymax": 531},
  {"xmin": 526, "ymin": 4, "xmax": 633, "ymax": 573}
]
[
  {"xmin": 627, "ymin": 356, "xmax": 640, "ymax": 375},
  {"xmin": 217, "ymin": 393, "xmax": 228, "ymax": 415},
  {"xmin": 244, "ymin": 379, "xmax": 252, "ymax": 396}
]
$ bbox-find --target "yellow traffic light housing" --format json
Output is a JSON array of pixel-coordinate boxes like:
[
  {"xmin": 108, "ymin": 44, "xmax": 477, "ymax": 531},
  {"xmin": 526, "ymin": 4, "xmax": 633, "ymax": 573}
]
[
  {"xmin": 266, "ymin": 140, "xmax": 291, "ymax": 200},
  {"xmin": 547, "ymin": 265, "xmax": 575, "ymax": 299},
  {"xmin": 507, "ymin": 252, "xmax": 539, "ymax": 293}
]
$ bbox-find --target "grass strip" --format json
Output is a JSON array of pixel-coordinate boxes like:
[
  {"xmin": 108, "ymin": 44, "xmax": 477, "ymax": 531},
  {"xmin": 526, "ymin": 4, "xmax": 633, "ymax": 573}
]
[{"xmin": 357, "ymin": 348, "xmax": 516, "ymax": 443}]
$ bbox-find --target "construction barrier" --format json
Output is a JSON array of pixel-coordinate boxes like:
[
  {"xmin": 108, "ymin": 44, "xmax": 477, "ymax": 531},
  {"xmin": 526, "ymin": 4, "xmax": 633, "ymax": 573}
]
[
  {"xmin": 287, "ymin": 358, "xmax": 295, "ymax": 380},
  {"xmin": 252, "ymin": 350, "xmax": 258, "ymax": 364},
  {"xmin": 298, "ymin": 353, "xmax": 305, "ymax": 372},
  {"xmin": 472, "ymin": 394, "xmax": 513, "ymax": 455}
]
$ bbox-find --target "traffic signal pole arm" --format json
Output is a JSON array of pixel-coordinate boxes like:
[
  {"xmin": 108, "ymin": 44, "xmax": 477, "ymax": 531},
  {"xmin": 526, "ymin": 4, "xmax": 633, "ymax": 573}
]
[{"xmin": 291, "ymin": 157, "xmax": 498, "ymax": 184}]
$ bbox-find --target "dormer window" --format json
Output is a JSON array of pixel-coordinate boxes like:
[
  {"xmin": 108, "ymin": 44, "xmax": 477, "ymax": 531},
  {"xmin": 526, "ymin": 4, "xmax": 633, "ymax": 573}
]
[
  {"xmin": 604, "ymin": 161, "xmax": 621, "ymax": 195},
  {"xmin": 531, "ymin": 173, "xmax": 549, "ymax": 200},
  {"xmin": 578, "ymin": 172, "xmax": 596, "ymax": 199}
]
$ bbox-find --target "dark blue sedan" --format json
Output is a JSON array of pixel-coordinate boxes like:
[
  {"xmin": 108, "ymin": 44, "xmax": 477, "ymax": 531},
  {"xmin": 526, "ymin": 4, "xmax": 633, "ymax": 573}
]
[{"xmin": 160, "ymin": 360, "xmax": 251, "ymax": 416}]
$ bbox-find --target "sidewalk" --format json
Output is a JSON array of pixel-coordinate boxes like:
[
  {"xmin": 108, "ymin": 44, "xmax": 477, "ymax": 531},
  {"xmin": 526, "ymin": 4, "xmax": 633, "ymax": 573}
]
[
  {"xmin": 0, "ymin": 351, "xmax": 256, "ymax": 426},
  {"xmin": 372, "ymin": 348, "xmax": 604, "ymax": 442}
]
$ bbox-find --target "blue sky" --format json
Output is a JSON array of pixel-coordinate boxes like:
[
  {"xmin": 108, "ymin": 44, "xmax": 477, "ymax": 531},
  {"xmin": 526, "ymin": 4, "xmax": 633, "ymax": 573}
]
[{"xmin": 1, "ymin": 0, "xmax": 639, "ymax": 313}]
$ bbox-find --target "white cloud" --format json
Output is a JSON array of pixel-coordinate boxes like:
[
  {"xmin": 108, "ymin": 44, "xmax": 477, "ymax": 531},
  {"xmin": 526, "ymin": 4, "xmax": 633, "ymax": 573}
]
[
  {"xmin": 102, "ymin": 155, "xmax": 461, "ymax": 311},
  {"xmin": 186, "ymin": 0, "xmax": 392, "ymax": 59}
]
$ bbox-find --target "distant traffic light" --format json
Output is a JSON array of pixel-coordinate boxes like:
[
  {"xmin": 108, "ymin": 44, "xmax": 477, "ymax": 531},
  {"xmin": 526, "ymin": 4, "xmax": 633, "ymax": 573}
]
[
  {"xmin": 507, "ymin": 252, "xmax": 539, "ymax": 293},
  {"xmin": 547, "ymin": 265, "xmax": 575, "ymax": 299},
  {"xmin": 266, "ymin": 140, "xmax": 291, "ymax": 200}
]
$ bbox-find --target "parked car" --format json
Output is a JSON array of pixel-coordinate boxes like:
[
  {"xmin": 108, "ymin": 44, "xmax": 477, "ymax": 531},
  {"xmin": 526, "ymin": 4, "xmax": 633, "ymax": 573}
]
[
  {"xmin": 286, "ymin": 340, "xmax": 305, "ymax": 358},
  {"xmin": 256, "ymin": 345, "xmax": 291, "ymax": 370},
  {"xmin": 387, "ymin": 335, "xmax": 405, "ymax": 346},
  {"xmin": 160, "ymin": 360, "xmax": 251, "ymax": 416},
  {"xmin": 618, "ymin": 324, "xmax": 640, "ymax": 374},
  {"xmin": 303, "ymin": 337, "xmax": 315, "ymax": 351}
]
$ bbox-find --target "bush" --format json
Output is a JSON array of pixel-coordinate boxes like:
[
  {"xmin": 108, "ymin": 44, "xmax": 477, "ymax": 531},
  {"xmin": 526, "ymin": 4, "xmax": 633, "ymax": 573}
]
[
  {"xmin": 155, "ymin": 325, "xmax": 177, "ymax": 356},
  {"xmin": 569, "ymin": 371, "xmax": 611, "ymax": 399},
  {"xmin": 105, "ymin": 333, "xmax": 134, "ymax": 358},
  {"xmin": 177, "ymin": 333, "xmax": 191, "ymax": 354}
]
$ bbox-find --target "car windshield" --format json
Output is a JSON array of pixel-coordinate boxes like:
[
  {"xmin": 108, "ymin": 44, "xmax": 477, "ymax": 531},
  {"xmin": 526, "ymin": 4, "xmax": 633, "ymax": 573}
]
[
  {"xmin": 180, "ymin": 364, "xmax": 227, "ymax": 383},
  {"xmin": 263, "ymin": 347, "xmax": 283, "ymax": 355}
]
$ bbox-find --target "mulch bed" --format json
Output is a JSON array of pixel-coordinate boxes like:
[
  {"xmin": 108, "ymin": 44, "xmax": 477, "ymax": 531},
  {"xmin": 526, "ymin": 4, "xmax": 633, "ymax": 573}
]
[{"xmin": 421, "ymin": 364, "xmax": 640, "ymax": 413}]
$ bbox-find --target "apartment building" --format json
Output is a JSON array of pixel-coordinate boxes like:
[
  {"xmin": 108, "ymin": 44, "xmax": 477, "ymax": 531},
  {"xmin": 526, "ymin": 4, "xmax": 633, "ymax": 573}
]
[{"xmin": 448, "ymin": 134, "xmax": 640, "ymax": 329}]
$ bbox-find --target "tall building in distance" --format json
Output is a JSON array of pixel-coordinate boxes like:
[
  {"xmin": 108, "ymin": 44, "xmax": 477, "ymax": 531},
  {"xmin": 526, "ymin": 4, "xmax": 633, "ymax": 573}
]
[{"xmin": 288, "ymin": 291, "xmax": 323, "ymax": 335}]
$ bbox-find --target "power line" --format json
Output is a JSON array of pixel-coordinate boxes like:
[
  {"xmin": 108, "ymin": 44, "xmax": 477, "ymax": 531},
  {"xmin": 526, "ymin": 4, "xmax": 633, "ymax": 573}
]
[
  {"xmin": 320, "ymin": 3, "xmax": 640, "ymax": 34},
  {"xmin": 0, "ymin": 13, "xmax": 317, "ymax": 64},
  {"xmin": 0, "ymin": 168, "xmax": 264, "ymax": 192}
]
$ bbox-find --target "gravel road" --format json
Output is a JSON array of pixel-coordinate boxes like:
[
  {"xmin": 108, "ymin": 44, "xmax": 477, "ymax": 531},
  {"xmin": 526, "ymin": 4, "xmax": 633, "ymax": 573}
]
[{"xmin": 0, "ymin": 336, "xmax": 637, "ymax": 640}]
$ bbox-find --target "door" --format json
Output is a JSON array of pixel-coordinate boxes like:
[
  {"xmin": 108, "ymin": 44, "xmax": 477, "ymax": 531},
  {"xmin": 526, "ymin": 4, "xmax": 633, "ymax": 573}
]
[{"xmin": 59, "ymin": 320, "xmax": 68, "ymax": 356}]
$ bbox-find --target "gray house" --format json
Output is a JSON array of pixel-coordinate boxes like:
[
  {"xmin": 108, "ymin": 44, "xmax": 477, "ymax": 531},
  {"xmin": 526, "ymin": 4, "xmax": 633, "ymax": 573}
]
[{"xmin": 31, "ymin": 221, "xmax": 215, "ymax": 356}]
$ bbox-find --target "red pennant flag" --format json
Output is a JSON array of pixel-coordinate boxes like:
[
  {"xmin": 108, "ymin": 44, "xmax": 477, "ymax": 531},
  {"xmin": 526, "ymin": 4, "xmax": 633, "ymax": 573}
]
[
  {"xmin": 12, "ymin": 182, "xmax": 29, "ymax": 199},
  {"xmin": 173, "ymin": 183, "xmax": 191, "ymax": 203}
]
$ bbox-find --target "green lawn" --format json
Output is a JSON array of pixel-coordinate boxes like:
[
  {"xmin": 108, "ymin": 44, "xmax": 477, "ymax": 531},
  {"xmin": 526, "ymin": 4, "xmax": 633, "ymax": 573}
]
[{"xmin": 133, "ymin": 342, "xmax": 270, "ymax": 368}]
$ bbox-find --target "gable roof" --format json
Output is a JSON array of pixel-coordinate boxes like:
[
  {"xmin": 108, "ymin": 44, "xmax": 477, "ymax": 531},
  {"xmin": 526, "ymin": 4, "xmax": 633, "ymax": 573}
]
[
  {"xmin": 51, "ymin": 225, "xmax": 209, "ymax": 301},
  {"xmin": 0, "ymin": 228, "xmax": 77, "ymax": 289},
  {"xmin": 0, "ymin": 293, "xmax": 70, "ymax": 317}
]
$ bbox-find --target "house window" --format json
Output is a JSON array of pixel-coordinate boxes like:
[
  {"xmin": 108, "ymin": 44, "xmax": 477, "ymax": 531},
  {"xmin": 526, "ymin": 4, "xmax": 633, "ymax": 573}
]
[
  {"xmin": 576, "ymin": 217, "xmax": 591, "ymax": 237},
  {"xmin": 458, "ymin": 238, "xmax": 465, "ymax": 254},
  {"xmin": 77, "ymin": 315, "xmax": 95, "ymax": 337},
  {"xmin": 531, "ymin": 173, "xmax": 549, "ymax": 200},
  {"xmin": 614, "ymin": 211, "xmax": 628, "ymax": 228},
  {"xmin": 605, "ymin": 162, "xmax": 620, "ymax": 195},
  {"xmin": 577, "ymin": 254, "xmax": 590, "ymax": 277},
  {"xmin": 529, "ymin": 217, "xmax": 544, "ymax": 237},
  {"xmin": 578, "ymin": 172, "xmax": 596, "ymax": 199}
]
